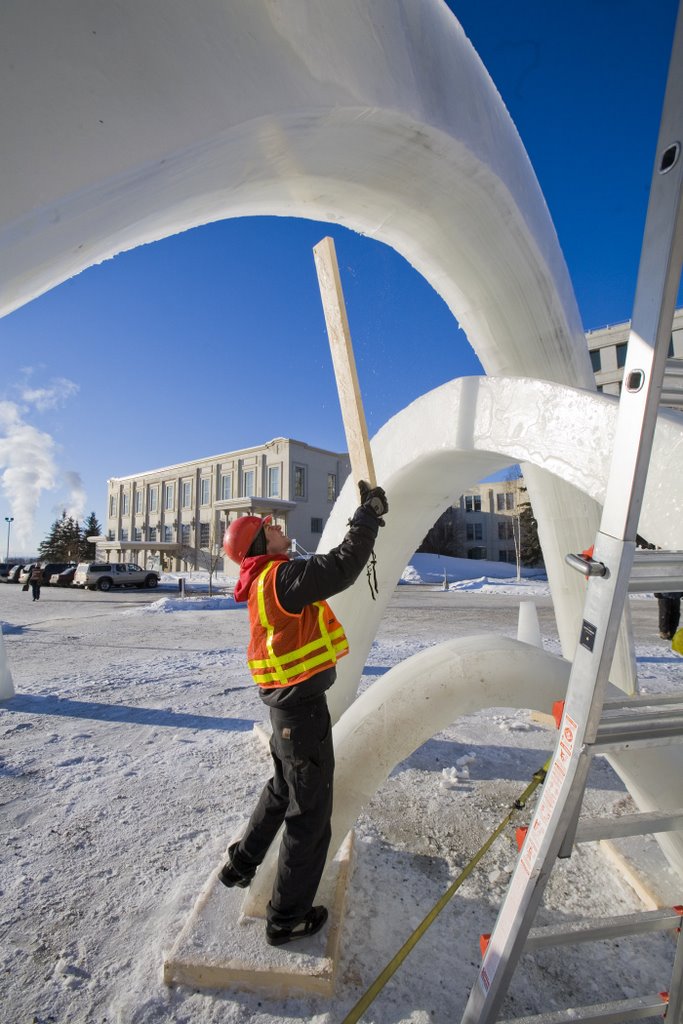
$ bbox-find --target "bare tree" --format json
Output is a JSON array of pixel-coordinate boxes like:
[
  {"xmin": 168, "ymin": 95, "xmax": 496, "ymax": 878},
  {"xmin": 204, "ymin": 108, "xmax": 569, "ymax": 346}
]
[
  {"xmin": 179, "ymin": 517, "xmax": 225, "ymax": 595},
  {"xmin": 503, "ymin": 469, "xmax": 523, "ymax": 581}
]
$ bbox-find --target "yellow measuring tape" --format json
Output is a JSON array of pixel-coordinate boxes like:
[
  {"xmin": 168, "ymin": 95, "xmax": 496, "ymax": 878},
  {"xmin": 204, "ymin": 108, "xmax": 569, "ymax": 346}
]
[{"xmin": 341, "ymin": 760, "xmax": 550, "ymax": 1024}]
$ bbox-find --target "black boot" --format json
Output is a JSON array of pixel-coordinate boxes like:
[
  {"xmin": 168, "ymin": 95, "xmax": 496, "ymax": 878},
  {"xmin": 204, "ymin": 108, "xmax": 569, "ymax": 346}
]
[
  {"xmin": 266, "ymin": 906, "xmax": 328, "ymax": 946},
  {"xmin": 218, "ymin": 842, "xmax": 256, "ymax": 889}
]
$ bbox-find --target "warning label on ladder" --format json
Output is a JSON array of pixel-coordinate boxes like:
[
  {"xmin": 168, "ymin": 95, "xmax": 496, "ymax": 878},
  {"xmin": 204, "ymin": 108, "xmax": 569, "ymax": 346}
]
[
  {"xmin": 480, "ymin": 713, "xmax": 580, "ymax": 993},
  {"xmin": 519, "ymin": 712, "xmax": 578, "ymax": 877}
]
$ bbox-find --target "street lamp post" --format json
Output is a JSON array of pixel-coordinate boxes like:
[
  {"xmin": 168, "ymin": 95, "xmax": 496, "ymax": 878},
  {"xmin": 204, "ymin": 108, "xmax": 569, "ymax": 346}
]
[{"xmin": 4, "ymin": 517, "xmax": 13, "ymax": 561}]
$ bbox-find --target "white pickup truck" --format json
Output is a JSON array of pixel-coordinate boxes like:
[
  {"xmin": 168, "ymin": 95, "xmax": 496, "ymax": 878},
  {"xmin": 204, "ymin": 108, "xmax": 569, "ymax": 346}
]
[{"xmin": 73, "ymin": 562, "xmax": 160, "ymax": 592}]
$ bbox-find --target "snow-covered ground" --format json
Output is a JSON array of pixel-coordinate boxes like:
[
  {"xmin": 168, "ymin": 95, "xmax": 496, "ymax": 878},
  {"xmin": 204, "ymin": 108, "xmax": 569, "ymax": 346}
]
[{"xmin": 1, "ymin": 554, "xmax": 679, "ymax": 1024}]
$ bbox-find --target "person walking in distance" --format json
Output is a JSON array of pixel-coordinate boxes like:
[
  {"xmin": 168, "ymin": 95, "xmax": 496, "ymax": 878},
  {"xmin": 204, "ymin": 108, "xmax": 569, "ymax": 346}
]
[
  {"xmin": 29, "ymin": 564, "xmax": 44, "ymax": 601},
  {"xmin": 220, "ymin": 481, "xmax": 388, "ymax": 946}
]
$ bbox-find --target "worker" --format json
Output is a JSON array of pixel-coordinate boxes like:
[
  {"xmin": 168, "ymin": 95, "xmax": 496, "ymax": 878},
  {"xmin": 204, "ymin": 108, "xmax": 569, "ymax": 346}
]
[{"xmin": 220, "ymin": 481, "xmax": 388, "ymax": 946}]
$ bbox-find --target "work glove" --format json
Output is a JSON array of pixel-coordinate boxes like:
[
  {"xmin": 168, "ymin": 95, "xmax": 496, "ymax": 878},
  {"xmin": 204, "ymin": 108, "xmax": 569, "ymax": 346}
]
[{"xmin": 358, "ymin": 480, "xmax": 389, "ymax": 520}]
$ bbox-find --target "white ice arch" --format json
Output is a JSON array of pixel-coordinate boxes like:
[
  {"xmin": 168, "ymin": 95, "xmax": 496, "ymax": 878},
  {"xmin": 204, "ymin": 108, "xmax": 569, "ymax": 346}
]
[
  {"xmin": 2, "ymin": 1, "xmax": 682, "ymax": 917},
  {"xmin": 0, "ymin": 0, "xmax": 651, "ymax": 688},
  {"xmin": 242, "ymin": 385, "xmax": 683, "ymax": 913}
]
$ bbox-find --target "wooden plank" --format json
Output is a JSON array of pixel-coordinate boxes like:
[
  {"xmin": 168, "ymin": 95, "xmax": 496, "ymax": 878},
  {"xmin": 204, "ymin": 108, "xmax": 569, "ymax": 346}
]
[{"xmin": 313, "ymin": 236, "xmax": 376, "ymax": 487}]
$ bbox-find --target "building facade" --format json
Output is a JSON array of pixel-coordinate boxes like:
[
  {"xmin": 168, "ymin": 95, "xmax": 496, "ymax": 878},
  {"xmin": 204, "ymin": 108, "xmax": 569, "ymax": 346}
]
[
  {"xmin": 101, "ymin": 438, "xmax": 350, "ymax": 570},
  {"xmin": 586, "ymin": 306, "xmax": 683, "ymax": 409},
  {"xmin": 454, "ymin": 478, "xmax": 525, "ymax": 564}
]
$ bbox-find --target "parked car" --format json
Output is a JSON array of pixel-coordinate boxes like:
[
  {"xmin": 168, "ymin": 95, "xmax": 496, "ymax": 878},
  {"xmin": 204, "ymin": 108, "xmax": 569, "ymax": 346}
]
[
  {"xmin": 73, "ymin": 562, "xmax": 160, "ymax": 592},
  {"xmin": 2, "ymin": 564, "xmax": 26, "ymax": 583},
  {"xmin": 50, "ymin": 565, "xmax": 77, "ymax": 587},
  {"xmin": 40, "ymin": 562, "xmax": 75, "ymax": 585},
  {"xmin": 18, "ymin": 564, "xmax": 37, "ymax": 585},
  {"xmin": 0, "ymin": 563, "xmax": 14, "ymax": 579}
]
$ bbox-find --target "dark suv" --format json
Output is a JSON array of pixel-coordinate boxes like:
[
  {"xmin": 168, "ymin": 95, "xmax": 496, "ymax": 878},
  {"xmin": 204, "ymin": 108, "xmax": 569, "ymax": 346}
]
[{"xmin": 40, "ymin": 562, "xmax": 74, "ymax": 585}]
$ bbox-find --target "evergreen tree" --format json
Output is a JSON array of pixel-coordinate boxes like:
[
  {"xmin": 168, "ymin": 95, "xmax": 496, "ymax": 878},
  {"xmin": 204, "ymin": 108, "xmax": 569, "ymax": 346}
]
[
  {"xmin": 518, "ymin": 488, "xmax": 544, "ymax": 567},
  {"xmin": 37, "ymin": 515, "xmax": 63, "ymax": 561},
  {"xmin": 37, "ymin": 510, "xmax": 81, "ymax": 561},
  {"xmin": 80, "ymin": 512, "xmax": 103, "ymax": 560}
]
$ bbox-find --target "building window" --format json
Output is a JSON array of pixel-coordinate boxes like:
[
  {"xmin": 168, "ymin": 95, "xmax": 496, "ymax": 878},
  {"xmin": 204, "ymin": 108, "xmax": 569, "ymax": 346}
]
[
  {"xmin": 164, "ymin": 483, "xmax": 175, "ymax": 510},
  {"xmin": 107, "ymin": 529, "xmax": 115, "ymax": 541},
  {"xmin": 467, "ymin": 547, "xmax": 486, "ymax": 560},
  {"xmin": 496, "ymin": 493, "xmax": 505, "ymax": 511},
  {"xmin": 148, "ymin": 526, "xmax": 157, "ymax": 542},
  {"xmin": 589, "ymin": 349, "xmax": 601, "ymax": 372},
  {"xmin": 122, "ymin": 493, "xmax": 129, "ymax": 515},
  {"xmin": 243, "ymin": 469, "xmax": 255, "ymax": 497},
  {"xmin": 109, "ymin": 494, "xmax": 117, "ymax": 517},
  {"xmin": 267, "ymin": 466, "xmax": 280, "ymax": 498},
  {"xmin": 199, "ymin": 522, "xmax": 210, "ymax": 547},
  {"xmin": 506, "ymin": 492, "xmax": 515, "ymax": 510},
  {"xmin": 148, "ymin": 487, "xmax": 158, "ymax": 513},
  {"xmin": 311, "ymin": 517, "xmax": 323, "ymax": 534},
  {"xmin": 327, "ymin": 473, "xmax": 336, "ymax": 502},
  {"xmin": 134, "ymin": 491, "xmax": 142, "ymax": 514},
  {"xmin": 466, "ymin": 523, "xmax": 483, "ymax": 541},
  {"xmin": 120, "ymin": 528, "xmax": 129, "ymax": 542},
  {"xmin": 200, "ymin": 478, "xmax": 210, "ymax": 505},
  {"xmin": 182, "ymin": 481, "xmax": 192, "ymax": 508},
  {"xmin": 498, "ymin": 520, "xmax": 513, "ymax": 540},
  {"xmin": 181, "ymin": 524, "xmax": 191, "ymax": 545},
  {"xmin": 220, "ymin": 473, "xmax": 233, "ymax": 500},
  {"xmin": 293, "ymin": 465, "xmax": 306, "ymax": 499},
  {"xmin": 616, "ymin": 342, "xmax": 628, "ymax": 368},
  {"xmin": 465, "ymin": 495, "xmax": 481, "ymax": 512},
  {"xmin": 500, "ymin": 549, "xmax": 511, "ymax": 563},
  {"xmin": 163, "ymin": 525, "xmax": 173, "ymax": 543},
  {"xmin": 133, "ymin": 528, "xmax": 142, "ymax": 542}
]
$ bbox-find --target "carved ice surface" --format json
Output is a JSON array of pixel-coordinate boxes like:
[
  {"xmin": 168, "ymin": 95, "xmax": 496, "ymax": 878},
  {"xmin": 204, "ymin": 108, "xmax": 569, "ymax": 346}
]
[{"xmin": 1, "ymin": 0, "xmax": 681, "ymax": 922}]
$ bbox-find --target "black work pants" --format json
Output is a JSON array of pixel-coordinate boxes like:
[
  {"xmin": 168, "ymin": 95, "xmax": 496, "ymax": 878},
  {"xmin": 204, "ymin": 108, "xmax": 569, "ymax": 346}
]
[
  {"xmin": 657, "ymin": 595, "xmax": 681, "ymax": 638},
  {"xmin": 234, "ymin": 695, "xmax": 334, "ymax": 929}
]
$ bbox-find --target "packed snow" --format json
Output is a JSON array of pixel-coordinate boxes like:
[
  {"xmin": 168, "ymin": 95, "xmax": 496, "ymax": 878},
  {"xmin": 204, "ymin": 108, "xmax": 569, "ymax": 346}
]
[{"xmin": 0, "ymin": 553, "xmax": 679, "ymax": 1024}]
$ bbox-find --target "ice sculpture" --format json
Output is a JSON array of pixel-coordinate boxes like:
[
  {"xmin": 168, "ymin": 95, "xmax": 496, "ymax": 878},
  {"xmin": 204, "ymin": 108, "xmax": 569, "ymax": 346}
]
[{"xmin": 1, "ymin": 0, "xmax": 681, "ymax": 918}]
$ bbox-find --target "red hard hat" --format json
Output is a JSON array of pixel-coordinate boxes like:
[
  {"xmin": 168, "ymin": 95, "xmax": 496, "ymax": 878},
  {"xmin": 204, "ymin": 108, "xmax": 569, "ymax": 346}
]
[{"xmin": 223, "ymin": 515, "xmax": 272, "ymax": 563}]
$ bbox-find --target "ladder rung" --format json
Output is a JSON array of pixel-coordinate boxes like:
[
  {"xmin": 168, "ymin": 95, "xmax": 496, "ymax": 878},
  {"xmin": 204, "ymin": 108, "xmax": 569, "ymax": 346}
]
[
  {"xmin": 500, "ymin": 993, "xmax": 668, "ymax": 1023},
  {"xmin": 574, "ymin": 808, "xmax": 683, "ymax": 842},
  {"xmin": 602, "ymin": 692, "xmax": 683, "ymax": 711},
  {"xmin": 628, "ymin": 549, "xmax": 683, "ymax": 592},
  {"xmin": 525, "ymin": 908, "xmax": 683, "ymax": 950},
  {"xmin": 592, "ymin": 696, "xmax": 683, "ymax": 751}
]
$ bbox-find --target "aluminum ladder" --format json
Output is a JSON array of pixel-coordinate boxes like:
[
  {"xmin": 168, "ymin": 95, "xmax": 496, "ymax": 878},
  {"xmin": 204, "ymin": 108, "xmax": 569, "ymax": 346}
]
[{"xmin": 460, "ymin": 4, "xmax": 683, "ymax": 1021}]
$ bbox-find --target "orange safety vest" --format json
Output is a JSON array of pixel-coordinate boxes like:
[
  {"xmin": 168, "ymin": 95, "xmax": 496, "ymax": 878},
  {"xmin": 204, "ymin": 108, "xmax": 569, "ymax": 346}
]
[{"xmin": 247, "ymin": 560, "xmax": 349, "ymax": 688}]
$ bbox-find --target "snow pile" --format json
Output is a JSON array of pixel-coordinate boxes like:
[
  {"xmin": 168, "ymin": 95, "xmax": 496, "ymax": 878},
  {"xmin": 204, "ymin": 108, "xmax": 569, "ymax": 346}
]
[
  {"xmin": 124, "ymin": 595, "xmax": 239, "ymax": 615},
  {"xmin": 399, "ymin": 552, "xmax": 547, "ymax": 587}
]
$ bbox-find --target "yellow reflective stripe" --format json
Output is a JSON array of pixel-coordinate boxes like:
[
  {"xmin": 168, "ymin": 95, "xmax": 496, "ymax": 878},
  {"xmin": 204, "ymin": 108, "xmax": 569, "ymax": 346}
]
[
  {"xmin": 255, "ymin": 562, "xmax": 288, "ymax": 686},
  {"xmin": 316, "ymin": 601, "xmax": 337, "ymax": 663},
  {"xmin": 248, "ymin": 635, "xmax": 348, "ymax": 674},
  {"xmin": 251, "ymin": 641, "xmax": 349, "ymax": 684},
  {"xmin": 248, "ymin": 625, "xmax": 346, "ymax": 669}
]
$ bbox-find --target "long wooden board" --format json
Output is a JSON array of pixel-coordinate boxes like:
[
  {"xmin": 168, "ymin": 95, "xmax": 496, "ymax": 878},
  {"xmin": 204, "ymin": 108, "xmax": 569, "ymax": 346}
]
[{"xmin": 313, "ymin": 236, "xmax": 376, "ymax": 487}]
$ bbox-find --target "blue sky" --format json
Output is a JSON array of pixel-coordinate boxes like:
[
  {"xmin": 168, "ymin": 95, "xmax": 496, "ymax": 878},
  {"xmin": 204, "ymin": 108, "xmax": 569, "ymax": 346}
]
[{"xmin": 0, "ymin": 0, "xmax": 679, "ymax": 555}]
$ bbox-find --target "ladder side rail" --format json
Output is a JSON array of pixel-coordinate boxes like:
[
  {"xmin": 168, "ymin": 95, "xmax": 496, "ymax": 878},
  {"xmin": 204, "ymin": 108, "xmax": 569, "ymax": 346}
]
[
  {"xmin": 599, "ymin": 5, "xmax": 683, "ymax": 543},
  {"xmin": 460, "ymin": 549, "xmax": 636, "ymax": 1024},
  {"xmin": 667, "ymin": 901, "xmax": 683, "ymax": 1023},
  {"xmin": 460, "ymin": 7, "xmax": 683, "ymax": 1020}
]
